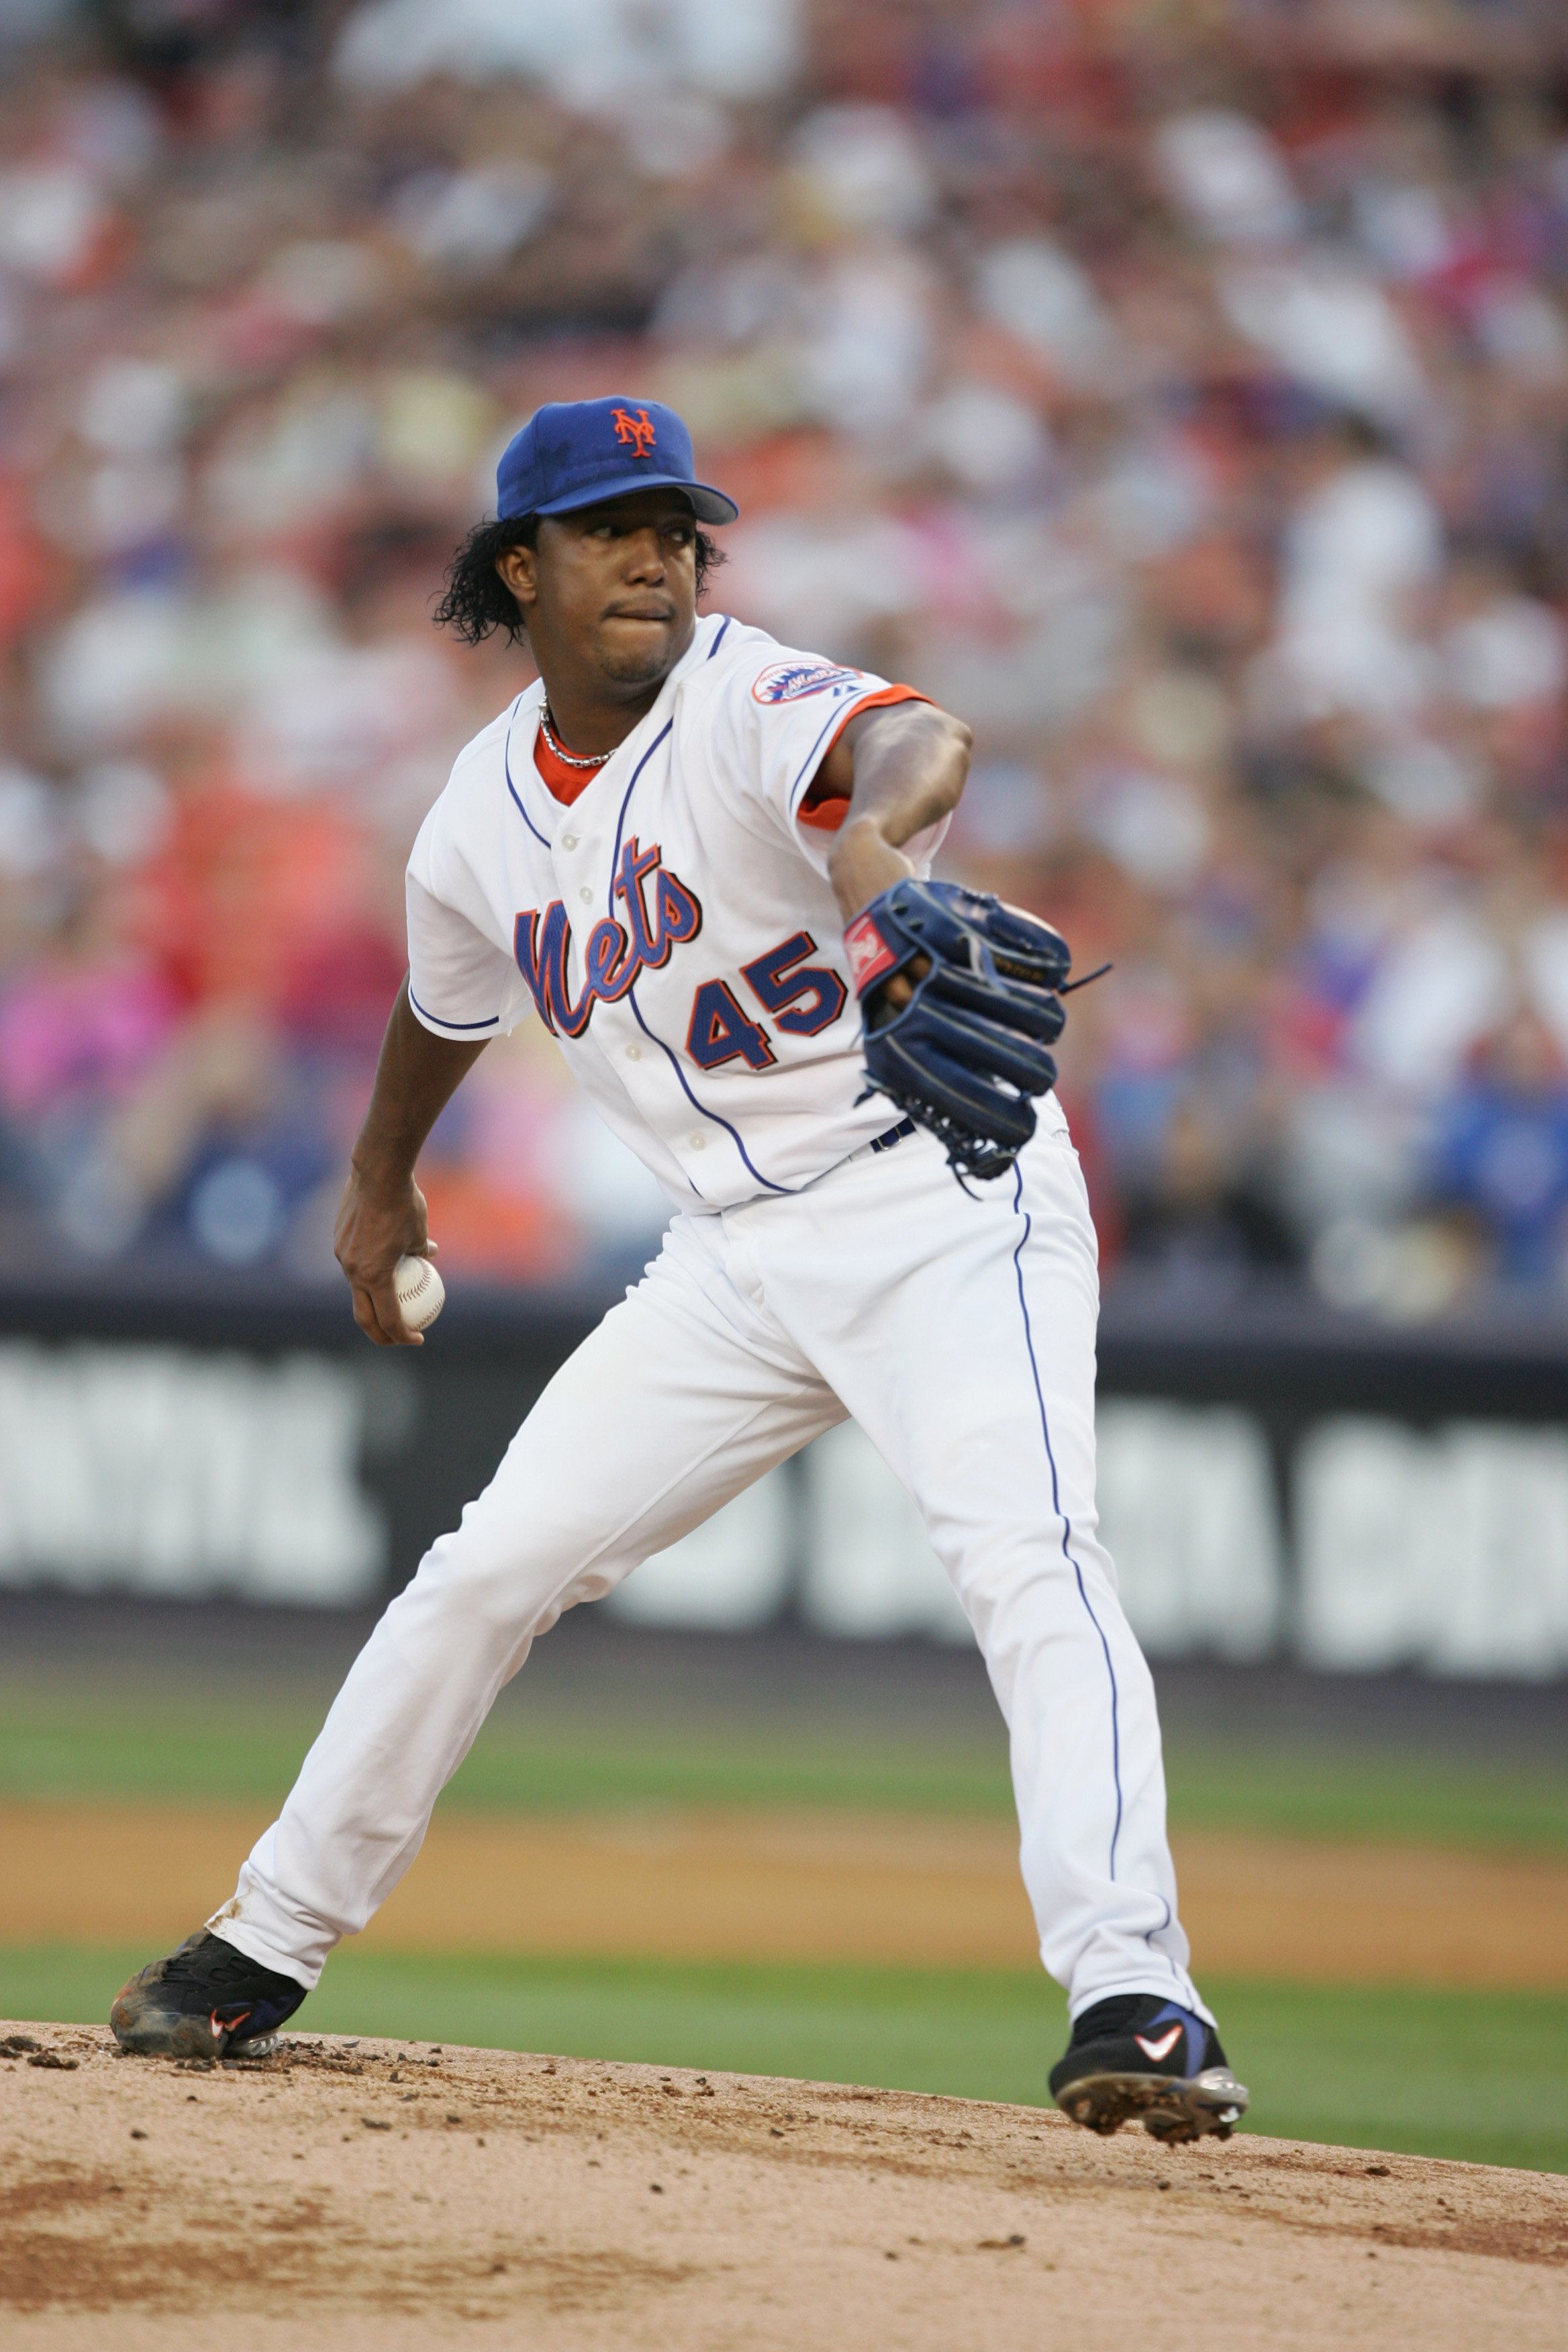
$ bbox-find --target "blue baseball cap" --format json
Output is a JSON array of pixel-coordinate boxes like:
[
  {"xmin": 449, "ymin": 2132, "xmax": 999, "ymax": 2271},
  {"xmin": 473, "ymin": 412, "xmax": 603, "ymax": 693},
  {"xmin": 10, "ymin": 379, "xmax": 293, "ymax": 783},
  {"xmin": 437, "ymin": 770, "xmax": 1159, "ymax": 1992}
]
[{"xmin": 495, "ymin": 397, "xmax": 738, "ymax": 526}]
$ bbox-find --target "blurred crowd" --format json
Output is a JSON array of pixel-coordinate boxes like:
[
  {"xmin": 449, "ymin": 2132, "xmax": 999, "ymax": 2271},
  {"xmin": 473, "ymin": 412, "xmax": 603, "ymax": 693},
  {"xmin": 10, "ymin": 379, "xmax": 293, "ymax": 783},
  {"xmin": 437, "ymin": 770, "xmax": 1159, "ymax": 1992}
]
[{"xmin": 3, "ymin": 0, "xmax": 1568, "ymax": 1316}]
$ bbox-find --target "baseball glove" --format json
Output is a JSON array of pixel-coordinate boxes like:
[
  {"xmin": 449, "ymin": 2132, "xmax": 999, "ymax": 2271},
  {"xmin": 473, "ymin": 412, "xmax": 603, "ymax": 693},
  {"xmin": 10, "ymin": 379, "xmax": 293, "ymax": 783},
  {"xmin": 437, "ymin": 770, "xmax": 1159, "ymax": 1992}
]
[{"xmin": 844, "ymin": 879, "xmax": 1073, "ymax": 1183}]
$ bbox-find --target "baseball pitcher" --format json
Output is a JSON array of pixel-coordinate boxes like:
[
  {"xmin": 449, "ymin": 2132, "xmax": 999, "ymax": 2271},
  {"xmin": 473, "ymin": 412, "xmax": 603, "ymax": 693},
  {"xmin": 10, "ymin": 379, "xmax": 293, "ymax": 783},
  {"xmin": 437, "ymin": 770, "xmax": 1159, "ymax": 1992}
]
[{"xmin": 112, "ymin": 397, "xmax": 1248, "ymax": 2145}]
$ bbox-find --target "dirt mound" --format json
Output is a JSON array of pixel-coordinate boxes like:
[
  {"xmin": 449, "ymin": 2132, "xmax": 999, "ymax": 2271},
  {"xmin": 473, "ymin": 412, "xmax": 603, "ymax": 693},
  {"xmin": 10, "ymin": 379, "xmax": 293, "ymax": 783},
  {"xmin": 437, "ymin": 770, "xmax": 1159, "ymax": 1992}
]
[{"xmin": 3, "ymin": 2021, "xmax": 1565, "ymax": 2349}]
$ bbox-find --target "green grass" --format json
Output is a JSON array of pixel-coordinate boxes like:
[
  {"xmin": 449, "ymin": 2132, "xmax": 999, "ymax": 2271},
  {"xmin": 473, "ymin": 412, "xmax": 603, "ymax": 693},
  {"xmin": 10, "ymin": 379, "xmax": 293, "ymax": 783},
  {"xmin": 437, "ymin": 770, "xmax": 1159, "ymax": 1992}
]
[
  {"xmin": 3, "ymin": 1682, "xmax": 1565, "ymax": 1853},
  {"xmin": 6, "ymin": 1945, "xmax": 1563, "ymax": 2175},
  {"xmin": 0, "ymin": 1689, "xmax": 1012, "ymax": 1820},
  {"xmin": 6, "ymin": 1661, "xmax": 1561, "ymax": 2177},
  {"xmin": 1207, "ymin": 1980, "xmax": 1568, "ymax": 2175},
  {"xmin": 1165, "ymin": 1744, "xmax": 1568, "ymax": 1855}
]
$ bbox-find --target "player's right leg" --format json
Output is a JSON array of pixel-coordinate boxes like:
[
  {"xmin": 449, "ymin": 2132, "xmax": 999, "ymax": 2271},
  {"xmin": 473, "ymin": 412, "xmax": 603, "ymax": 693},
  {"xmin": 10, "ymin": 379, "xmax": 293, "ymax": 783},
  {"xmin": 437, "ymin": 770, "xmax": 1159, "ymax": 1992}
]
[{"xmin": 111, "ymin": 1215, "xmax": 839, "ymax": 2057}]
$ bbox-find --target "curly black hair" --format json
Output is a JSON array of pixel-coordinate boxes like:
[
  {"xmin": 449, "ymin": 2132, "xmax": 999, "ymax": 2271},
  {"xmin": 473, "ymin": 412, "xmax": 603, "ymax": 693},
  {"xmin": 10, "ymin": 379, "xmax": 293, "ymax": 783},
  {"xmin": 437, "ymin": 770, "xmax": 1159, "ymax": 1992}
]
[{"xmin": 433, "ymin": 514, "xmax": 726, "ymax": 646}]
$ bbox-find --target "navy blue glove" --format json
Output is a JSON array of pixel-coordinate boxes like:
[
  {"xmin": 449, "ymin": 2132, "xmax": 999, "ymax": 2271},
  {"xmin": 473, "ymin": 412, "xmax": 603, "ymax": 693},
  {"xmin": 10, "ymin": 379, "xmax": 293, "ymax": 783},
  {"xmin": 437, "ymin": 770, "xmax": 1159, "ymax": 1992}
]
[{"xmin": 844, "ymin": 879, "xmax": 1071, "ymax": 1183}]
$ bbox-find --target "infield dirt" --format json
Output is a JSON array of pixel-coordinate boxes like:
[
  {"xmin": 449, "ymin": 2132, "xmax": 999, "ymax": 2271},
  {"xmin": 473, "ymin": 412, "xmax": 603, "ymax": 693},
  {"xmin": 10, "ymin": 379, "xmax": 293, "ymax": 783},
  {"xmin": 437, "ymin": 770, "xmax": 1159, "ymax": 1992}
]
[
  {"xmin": 7, "ymin": 1800, "xmax": 1568, "ymax": 1986},
  {"xmin": 3, "ymin": 2020, "xmax": 1565, "ymax": 2351}
]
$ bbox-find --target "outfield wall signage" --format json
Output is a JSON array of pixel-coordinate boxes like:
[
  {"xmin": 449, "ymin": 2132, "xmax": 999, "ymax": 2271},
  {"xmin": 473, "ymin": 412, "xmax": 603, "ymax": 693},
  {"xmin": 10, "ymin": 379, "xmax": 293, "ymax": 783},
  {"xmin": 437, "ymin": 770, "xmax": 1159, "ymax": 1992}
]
[{"xmin": 0, "ymin": 1332, "xmax": 1564, "ymax": 1676}]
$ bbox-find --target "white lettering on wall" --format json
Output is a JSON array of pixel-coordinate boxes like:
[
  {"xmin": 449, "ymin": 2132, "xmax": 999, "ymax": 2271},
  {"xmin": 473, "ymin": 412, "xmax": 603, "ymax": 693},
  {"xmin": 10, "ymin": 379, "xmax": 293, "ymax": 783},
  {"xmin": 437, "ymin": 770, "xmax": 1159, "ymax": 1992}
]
[
  {"xmin": 0, "ymin": 1342, "xmax": 385, "ymax": 1606},
  {"xmin": 1297, "ymin": 1418, "xmax": 1568, "ymax": 1678},
  {"xmin": 1095, "ymin": 1401, "xmax": 1285, "ymax": 1662}
]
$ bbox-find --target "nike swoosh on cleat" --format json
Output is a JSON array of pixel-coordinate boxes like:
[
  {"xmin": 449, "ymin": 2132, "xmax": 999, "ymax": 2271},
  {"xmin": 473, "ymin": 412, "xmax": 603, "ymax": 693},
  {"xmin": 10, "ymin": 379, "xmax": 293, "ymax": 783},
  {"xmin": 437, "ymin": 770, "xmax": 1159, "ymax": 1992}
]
[{"xmin": 1134, "ymin": 2026, "xmax": 1184, "ymax": 2063}]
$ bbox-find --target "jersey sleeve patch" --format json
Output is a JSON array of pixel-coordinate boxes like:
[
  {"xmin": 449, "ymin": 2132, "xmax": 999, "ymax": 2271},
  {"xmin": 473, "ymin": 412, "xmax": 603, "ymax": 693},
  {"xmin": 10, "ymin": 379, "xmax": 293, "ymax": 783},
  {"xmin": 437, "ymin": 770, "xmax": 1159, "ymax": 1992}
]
[{"xmin": 751, "ymin": 660, "xmax": 865, "ymax": 705}]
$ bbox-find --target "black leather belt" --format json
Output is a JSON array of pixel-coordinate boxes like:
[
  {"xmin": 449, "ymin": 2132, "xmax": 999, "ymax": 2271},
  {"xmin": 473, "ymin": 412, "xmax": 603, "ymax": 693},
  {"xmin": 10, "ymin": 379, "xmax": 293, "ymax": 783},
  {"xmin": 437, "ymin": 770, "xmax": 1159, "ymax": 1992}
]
[{"xmin": 868, "ymin": 1118, "xmax": 917, "ymax": 1155}]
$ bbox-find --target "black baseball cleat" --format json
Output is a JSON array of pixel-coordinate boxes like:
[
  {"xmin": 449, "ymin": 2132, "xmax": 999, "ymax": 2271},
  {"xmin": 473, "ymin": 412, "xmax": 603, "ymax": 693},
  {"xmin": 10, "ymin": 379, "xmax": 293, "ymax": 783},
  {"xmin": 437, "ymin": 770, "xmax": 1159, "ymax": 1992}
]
[
  {"xmin": 111, "ymin": 1929, "xmax": 308, "ymax": 2060},
  {"xmin": 1050, "ymin": 1996, "xmax": 1248, "ymax": 2143}
]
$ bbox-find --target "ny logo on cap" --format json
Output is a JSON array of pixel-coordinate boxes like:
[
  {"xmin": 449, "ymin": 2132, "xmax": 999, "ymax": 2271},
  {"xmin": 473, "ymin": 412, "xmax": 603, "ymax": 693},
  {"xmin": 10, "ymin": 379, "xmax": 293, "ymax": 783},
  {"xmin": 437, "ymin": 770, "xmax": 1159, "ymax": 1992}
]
[{"xmin": 611, "ymin": 405, "xmax": 656, "ymax": 458}]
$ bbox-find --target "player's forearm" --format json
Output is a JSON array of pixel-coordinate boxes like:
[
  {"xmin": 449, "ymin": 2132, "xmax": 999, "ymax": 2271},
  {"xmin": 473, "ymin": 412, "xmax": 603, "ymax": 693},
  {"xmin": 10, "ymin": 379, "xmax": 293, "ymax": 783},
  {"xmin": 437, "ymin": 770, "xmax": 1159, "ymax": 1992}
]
[
  {"xmin": 350, "ymin": 979, "xmax": 489, "ymax": 1191},
  {"xmin": 826, "ymin": 703, "xmax": 971, "ymax": 921}
]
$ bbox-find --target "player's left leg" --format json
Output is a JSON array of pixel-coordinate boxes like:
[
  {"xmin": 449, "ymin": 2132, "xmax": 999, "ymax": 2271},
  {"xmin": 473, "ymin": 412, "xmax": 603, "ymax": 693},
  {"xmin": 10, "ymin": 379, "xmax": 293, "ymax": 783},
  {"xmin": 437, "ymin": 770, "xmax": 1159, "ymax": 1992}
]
[{"xmin": 737, "ymin": 1103, "xmax": 1246, "ymax": 2140}]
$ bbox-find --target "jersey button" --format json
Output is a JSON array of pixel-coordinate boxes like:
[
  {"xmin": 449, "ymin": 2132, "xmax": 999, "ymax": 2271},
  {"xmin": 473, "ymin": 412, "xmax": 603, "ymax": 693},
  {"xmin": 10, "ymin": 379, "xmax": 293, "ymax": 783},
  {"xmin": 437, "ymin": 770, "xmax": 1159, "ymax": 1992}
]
[
  {"xmin": 561, "ymin": 834, "xmax": 578, "ymax": 850},
  {"xmin": 578, "ymin": 886, "xmax": 593, "ymax": 903},
  {"xmin": 689, "ymin": 1132, "xmax": 705, "ymax": 1149},
  {"xmin": 625, "ymin": 1044, "xmax": 642, "ymax": 1061}
]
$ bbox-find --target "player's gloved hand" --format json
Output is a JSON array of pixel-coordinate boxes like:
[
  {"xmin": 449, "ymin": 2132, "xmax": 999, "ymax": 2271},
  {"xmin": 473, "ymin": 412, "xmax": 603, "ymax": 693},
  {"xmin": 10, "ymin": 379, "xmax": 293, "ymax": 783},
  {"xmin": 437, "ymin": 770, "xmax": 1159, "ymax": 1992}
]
[{"xmin": 844, "ymin": 879, "xmax": 1071, "ymax": 1184}]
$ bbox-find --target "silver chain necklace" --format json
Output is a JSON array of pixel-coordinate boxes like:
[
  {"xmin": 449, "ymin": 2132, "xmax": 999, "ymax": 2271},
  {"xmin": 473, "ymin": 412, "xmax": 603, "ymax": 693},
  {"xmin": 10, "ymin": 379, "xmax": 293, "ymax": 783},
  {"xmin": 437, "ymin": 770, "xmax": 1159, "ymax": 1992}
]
[{"xmin": 538, "ymin": 703, "xmax": 611, "ymax": 770}]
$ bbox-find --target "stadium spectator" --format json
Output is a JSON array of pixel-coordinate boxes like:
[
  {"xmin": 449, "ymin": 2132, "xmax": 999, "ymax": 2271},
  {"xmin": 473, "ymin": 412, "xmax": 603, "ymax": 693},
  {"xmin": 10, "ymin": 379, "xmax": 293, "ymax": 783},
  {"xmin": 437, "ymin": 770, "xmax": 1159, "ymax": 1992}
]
[{"xmin": 0, "ymin": 0, "xmax": 1565, "ymax": 1322}]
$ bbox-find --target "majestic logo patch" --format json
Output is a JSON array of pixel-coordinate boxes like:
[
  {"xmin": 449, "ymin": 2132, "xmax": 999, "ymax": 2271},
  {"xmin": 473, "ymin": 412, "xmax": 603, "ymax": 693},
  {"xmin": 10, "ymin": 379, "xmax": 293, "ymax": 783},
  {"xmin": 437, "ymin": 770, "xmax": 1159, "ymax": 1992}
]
[
  {"xmin": 751, "ymin": 660, "xmax": 863, "ymax": 705},
  {"xmin": 1134, "ymin": 2026, "xmax": 1185, "ymax": 2064},
  {"xmin": 611, "ymin": 405, "xmax": 656, "ymax": 458}
]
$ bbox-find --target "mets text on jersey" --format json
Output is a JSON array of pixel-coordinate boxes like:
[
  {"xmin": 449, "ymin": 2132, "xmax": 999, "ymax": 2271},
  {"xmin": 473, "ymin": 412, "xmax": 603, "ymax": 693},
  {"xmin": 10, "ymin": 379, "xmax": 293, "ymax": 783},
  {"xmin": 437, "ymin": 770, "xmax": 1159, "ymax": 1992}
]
[{"xmin": 513, "ymin": 838, "xmax": 702, "ymax": 1038}]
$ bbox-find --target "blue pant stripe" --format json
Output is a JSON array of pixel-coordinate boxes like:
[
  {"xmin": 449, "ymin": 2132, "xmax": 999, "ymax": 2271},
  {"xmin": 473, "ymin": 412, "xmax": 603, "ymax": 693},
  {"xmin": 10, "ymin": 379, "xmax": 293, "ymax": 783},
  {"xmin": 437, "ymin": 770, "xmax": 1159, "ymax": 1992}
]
[{"xmin": 1010, "ymin": 1165, "xmax": 1124, "ymax": 1879}]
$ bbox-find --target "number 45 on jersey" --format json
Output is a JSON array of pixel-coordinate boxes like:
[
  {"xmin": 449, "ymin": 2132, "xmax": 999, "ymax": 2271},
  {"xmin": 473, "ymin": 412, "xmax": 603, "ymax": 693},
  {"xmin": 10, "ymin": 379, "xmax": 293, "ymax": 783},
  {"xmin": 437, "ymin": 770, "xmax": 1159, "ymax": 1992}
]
[{"xmin": 686, "ymin": 932, "xmax": 848, "ymax": 1071}]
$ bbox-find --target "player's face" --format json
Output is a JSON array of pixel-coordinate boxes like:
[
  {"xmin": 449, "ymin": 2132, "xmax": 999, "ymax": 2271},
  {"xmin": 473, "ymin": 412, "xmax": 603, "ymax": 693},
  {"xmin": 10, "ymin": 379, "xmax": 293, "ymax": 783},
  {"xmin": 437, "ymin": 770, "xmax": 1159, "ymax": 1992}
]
[{"xmin": 503, "ymin": 491, "xmax": 700, "ymax": 695}]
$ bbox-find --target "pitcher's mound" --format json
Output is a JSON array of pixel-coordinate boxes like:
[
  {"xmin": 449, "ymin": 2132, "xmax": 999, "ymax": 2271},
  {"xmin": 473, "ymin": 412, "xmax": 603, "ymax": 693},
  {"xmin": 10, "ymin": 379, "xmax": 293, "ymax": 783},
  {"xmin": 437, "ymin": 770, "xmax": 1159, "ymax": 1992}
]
[{"xmin": 3, "ymin": 2022, "xmax": 1564, "ymax": 2350}]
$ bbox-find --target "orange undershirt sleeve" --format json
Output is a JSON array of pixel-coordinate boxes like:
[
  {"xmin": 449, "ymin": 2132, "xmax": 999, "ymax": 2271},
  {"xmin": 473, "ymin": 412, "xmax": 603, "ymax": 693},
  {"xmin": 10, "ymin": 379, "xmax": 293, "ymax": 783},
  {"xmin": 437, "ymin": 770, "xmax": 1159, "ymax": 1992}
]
[{"xmin": 795, "ymin": 685, "xmax": 931, "ymax": 831}]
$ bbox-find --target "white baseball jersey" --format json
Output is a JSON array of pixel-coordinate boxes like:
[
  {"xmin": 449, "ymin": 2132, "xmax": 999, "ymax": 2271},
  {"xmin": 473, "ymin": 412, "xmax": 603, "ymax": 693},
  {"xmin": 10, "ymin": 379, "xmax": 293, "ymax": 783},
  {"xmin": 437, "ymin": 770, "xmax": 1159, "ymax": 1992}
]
[{"xmin": 405, "ymin": 612, "xmax": 944, "ymax": 1209}]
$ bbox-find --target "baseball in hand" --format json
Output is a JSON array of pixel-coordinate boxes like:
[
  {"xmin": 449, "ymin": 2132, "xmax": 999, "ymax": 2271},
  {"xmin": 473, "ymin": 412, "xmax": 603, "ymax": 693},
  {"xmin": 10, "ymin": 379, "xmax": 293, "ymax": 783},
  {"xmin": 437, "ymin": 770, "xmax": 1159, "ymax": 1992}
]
[{"xmin": 393, "ymin": 1253, "xmax": 445, "ymax": 1334}]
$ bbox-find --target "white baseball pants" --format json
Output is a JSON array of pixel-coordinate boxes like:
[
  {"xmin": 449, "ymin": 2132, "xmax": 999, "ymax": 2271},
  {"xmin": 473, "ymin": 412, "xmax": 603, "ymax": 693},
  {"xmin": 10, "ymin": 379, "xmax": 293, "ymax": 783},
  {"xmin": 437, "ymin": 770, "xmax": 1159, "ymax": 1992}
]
[{"xmin": 214, "ymin": 1104, "xmax": 1211, "ymax": 2024}]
